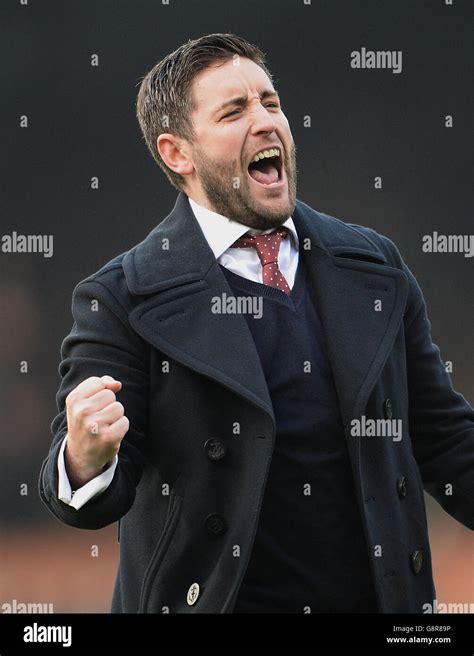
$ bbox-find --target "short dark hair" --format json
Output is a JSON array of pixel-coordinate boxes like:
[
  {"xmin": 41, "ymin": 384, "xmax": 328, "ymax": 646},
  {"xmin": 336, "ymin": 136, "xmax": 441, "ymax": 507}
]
[{"xmin": 135, "ymin": 33, "xmax": 274, "ymax": 192}]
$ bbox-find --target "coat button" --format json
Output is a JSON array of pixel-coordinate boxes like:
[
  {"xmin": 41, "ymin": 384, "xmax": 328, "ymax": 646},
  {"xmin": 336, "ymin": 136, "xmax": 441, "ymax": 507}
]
[
  {"xmin": 204, "ymin": 438, "xmax": 226, "ymax": 462},
  {"xmin": 187, "ymin": 582, "xmax": 200, "ymax": 605},
  {"xmin": 384, "ymin": 398, "xmax": 393, "ymax": 420},
  {"xmin": 411, "ymin": 550, "xmax": 423, "ymax": 574},
  {"xmin": 205, "ymin": 513, "xmax": 227, "ymax": 537},
  {"xmin": 397, "ymin": 476, "xmax": 407, "ymax": 499}
]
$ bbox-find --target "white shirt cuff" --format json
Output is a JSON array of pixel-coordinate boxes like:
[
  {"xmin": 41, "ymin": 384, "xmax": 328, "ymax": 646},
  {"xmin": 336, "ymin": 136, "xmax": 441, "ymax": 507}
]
[{"xmin": 57, "ymin": 435, "xmax": 118, "ymax": 510}]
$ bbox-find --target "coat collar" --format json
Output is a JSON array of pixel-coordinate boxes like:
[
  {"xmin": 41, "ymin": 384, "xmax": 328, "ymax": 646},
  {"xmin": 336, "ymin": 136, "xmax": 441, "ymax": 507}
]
[
  {"xmin": 124, "ymin": 192, "xmax": 408, "ymax": 436},
  {"xmin": 123, "ymin": 191, "xmax": 389, "ymax": 295}
]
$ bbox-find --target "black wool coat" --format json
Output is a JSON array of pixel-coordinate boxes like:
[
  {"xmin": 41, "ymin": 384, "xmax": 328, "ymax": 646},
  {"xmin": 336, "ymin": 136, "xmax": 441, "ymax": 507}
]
[{"xmin": 39, "ymin": 192, "xmax": 474, "ymax": 613}]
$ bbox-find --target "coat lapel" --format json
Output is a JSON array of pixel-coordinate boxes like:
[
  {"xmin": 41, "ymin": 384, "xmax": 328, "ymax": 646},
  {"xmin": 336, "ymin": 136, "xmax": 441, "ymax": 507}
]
[
  {"xmin": 124, "ymin": 192, "xmax": 274, "ymax": 421},
  {"xmin": 293, "ymin": 205, "xmax": 408, "ymax": 428},
  {"xmin": 124, "ymin": 192, "xmax": 408, "ymax": 431}
]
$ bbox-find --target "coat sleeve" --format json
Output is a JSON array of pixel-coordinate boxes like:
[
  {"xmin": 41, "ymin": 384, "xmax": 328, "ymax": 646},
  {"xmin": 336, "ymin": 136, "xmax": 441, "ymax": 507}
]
[
  {"xmin": 403, "ymin": 269, "xmax": 474, "ymax": 529},
  {"xmin": 38, "ymin": 275, "xmax": 150, "ymax": 529},
  {"xmin": 405, "ymin": 266, "xmax": 474, "ymax": 529},
  {"xmin": 379, "ymin": 234, "xmax": 474, "ymax": 530}
]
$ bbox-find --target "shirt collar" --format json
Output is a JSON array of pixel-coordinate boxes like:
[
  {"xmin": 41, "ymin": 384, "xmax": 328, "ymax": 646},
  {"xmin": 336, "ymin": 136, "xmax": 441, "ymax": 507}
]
[{"xmin": 187, "ymin": 195, "xmax": 299, "ymax": 260}]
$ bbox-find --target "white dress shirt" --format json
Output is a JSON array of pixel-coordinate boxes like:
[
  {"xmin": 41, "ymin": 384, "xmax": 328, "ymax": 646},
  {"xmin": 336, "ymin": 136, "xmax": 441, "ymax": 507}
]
[{"xmin": 58, "ymin": 195, "xmax": 299, "ymax": 509}]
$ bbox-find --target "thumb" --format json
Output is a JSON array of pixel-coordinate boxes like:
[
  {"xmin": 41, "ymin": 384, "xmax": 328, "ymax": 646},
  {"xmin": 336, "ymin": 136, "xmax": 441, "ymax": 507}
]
[{"xmin": 101, "ymin": 375, "xmax": 121, "ymax": 388}]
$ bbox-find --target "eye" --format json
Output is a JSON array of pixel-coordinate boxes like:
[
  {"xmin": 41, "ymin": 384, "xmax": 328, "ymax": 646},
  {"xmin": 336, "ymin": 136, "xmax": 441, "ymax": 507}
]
[
  {"xmin": 224, "ymin": 109, "xmax": 242, "ymax": 118},
  {"xmin": 223, "ymin": 102, "xmax": 280, "ymax": 119}
]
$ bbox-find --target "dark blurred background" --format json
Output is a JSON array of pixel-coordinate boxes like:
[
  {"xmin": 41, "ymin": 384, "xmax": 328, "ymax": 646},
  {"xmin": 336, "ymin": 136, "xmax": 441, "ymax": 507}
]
[{"xmin": 0, "ymin": 0, "xmax": 472, "ymax": 612}]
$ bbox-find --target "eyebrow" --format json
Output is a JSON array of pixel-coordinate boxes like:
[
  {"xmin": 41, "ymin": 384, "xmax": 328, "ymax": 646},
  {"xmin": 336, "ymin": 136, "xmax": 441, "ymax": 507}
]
[{"xmin": 212, "ymin": 89, "xmax": 280, "ymax": 115}]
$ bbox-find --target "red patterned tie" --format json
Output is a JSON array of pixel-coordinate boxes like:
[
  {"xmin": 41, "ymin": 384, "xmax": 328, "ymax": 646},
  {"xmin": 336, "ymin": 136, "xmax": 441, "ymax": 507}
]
[{"xmin": 231, "ymin": 227, "xmax": 291, "ymax": 294}]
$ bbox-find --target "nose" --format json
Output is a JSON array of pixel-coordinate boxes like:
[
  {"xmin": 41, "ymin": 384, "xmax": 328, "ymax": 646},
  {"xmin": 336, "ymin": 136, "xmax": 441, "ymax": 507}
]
[{"xmin": 249, "ymin": 101, "xmax": 279, "ymax": 135}]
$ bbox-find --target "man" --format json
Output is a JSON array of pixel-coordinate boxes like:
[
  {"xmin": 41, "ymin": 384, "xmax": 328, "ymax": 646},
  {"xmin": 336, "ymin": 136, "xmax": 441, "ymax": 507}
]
[{"xmin": 39, "ymin": 33, "xmax": 474, "ymax": 614}]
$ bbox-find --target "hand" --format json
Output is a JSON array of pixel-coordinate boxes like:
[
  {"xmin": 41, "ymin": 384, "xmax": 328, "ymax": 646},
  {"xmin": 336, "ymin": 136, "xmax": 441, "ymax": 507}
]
[{"xmin": 64, "ymin": 375, "xmax": 129, "ymax": 487}]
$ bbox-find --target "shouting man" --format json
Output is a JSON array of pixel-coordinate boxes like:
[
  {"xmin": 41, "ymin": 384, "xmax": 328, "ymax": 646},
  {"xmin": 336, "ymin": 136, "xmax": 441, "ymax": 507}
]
[{"xmin": 39, "ymin": 33, "xmax": 473, "ymax": 614}]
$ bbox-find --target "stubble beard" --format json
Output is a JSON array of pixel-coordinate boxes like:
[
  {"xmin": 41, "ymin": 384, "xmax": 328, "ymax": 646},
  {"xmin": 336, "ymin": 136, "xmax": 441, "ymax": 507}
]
[{"xmin": 192, "ymin": 142, "xmax": 298, "ymax": 230}]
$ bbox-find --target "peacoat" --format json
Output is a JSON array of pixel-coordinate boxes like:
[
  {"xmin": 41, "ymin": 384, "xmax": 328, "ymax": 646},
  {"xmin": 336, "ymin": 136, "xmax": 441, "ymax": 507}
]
[{"xmin": 39, "ymin": 191, "xmax": 474, "ymax": 613}]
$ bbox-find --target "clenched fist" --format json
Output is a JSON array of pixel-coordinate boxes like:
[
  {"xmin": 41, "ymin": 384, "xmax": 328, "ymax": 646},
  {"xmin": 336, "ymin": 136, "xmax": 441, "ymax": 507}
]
[{"xmin": 64, "ymin": 375, "xmax": 129, "ymax": 488}]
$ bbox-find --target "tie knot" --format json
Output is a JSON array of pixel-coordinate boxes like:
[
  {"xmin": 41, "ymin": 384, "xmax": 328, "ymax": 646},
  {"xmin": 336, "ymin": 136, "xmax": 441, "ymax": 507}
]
[{"xmin": 231, "ymin": 227, "xmax": 288, "ymax": 265}]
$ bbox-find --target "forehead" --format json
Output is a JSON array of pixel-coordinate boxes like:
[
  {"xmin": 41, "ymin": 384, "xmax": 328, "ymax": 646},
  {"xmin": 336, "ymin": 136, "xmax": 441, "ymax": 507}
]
[{"xmin": 190, "ymin": 57, "xmax": 274, "ymax": 114}]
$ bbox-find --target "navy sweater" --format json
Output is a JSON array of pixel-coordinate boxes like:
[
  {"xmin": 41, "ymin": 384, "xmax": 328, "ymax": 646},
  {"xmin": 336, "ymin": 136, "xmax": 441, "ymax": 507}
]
[{"xmin": 220, "ymin": 258, "xmax": 378, "ymax": 613}]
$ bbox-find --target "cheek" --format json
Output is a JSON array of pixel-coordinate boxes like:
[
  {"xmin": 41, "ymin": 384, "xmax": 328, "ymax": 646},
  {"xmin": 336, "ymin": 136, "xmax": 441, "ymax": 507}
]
[
  {"xmin": 209, "ymin": 132, "xmax": 239, "ymax": 156},
  {"xmin": 279, "ymin": 112, "xmax": 292, "ymax": 133},
  {"xmin": 218, "ymin": 136, "xmax": 244, "ymax": 168}
]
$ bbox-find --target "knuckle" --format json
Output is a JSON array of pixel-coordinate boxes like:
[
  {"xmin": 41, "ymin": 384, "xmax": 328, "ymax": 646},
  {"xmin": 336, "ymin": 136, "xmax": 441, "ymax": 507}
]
[
  {"xmin": 103, "ymin": 389, "xmax": 116, "ymax": 403},
  {"xmin": 76, "ymin": 404, "xmax": 91, "ymax": 419},
  {"xmin": 114, "ymin": 401, "xmax": 125, "ymax": 415},
  {"xmin": 100, "ymin": 427, "xmax": 115, "ymax": 443}
]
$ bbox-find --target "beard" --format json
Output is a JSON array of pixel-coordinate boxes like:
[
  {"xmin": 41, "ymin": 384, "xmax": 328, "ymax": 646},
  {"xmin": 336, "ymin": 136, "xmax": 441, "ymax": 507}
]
[{"xmin": 191, "ymin": 141, "xmax": 298, "ymax": 230}]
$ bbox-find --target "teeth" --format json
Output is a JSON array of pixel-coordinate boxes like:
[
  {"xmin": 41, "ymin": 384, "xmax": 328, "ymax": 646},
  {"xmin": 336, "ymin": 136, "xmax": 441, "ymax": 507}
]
[{"xmin": 251, "ymin": 148, "xmax": 280, "ymax": 163}]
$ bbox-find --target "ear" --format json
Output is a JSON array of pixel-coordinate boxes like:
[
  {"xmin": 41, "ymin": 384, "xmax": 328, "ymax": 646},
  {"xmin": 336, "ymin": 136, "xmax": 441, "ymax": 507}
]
[{"xmin": 157, "ymin": 134, "xmax": 194, "ymax": 176}]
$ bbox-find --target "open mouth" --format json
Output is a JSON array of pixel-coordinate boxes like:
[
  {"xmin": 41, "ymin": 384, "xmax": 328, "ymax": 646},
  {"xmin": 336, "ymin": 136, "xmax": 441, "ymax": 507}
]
[{"xmin": 247, "ymin": 148, "xmax": 284, "ymax": 187}]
